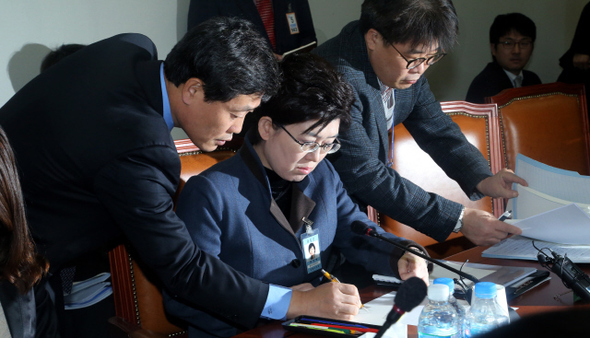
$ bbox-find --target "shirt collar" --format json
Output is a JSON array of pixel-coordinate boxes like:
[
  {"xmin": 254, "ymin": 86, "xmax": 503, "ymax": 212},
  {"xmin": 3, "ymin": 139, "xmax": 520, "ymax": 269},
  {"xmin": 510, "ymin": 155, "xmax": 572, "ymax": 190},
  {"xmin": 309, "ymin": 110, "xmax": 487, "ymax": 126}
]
[
  {"xmin": 160, "ymin": 63, "xmax": 174, "ymax": 131},
  {"xmin": 503, "ymin": 68, "xmax": 522, "ymax": 83}
]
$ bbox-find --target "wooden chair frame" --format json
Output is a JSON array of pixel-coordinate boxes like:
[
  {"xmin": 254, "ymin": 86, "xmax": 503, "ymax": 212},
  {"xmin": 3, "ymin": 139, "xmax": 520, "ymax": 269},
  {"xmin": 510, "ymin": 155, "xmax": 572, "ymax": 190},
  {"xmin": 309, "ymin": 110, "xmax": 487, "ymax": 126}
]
[
  {"xmin": 487, "ymin": 82, "xmax": 590, "ymax": 175},
  {"xmin": 369, "ymin": 101, "xmax": 504, "ymax": 258}
]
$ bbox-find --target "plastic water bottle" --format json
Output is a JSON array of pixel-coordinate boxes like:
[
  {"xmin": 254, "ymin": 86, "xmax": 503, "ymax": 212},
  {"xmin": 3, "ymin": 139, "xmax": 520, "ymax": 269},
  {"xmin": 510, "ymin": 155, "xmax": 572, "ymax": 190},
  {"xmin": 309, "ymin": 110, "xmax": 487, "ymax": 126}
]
[
  {"xmin": 464, "ymin": 282, "xmax": 510, "ymax": 337},
  {"xmin": 433, "ymin": 278, "xmax": 466, "ymax": 337},
  {"xmin": 418, "ymin": 284, "xmax": 460, "ymax": 338}
]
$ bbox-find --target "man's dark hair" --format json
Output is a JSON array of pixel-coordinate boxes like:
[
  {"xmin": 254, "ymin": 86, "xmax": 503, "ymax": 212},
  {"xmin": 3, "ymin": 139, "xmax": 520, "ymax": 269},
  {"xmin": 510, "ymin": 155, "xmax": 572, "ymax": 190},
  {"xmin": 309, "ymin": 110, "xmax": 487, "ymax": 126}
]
[
  {"xmin": 40, "ymin": 44, "xmax": 86, "ymax": 72},
  {"xmin": 164, "ymin": 16, "xmax": 280, "ymax": 103},
  {"xmin": 359, "ymin": 0, "xmax": 458, "ymax": 52},
  {"xmin": 251, "ymin": 53, "xmax": 354, "ymax": 144},
  {"xmin": 489, "ymin": 13, "xmax": 536, "ymax": 44}
]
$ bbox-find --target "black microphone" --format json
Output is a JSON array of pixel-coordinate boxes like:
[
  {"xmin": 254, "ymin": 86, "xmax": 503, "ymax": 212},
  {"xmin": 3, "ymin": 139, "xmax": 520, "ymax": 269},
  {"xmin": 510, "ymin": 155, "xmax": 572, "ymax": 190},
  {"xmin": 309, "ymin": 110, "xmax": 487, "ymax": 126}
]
[
  {"xmin": 351, "ymin": 220, "xmax": 480, "ymax": 283},
  {"xmin": 375, "ymin": 277, "xmax": 427, "ymax": 338}
]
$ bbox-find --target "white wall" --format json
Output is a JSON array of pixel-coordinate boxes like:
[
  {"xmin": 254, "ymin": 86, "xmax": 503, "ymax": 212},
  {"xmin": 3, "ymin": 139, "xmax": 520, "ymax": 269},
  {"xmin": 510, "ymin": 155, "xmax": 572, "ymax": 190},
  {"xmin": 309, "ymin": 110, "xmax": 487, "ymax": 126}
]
[
  {"xmin": 429, "ymin": 0, "xmax": 588, "ymax": 101},
  {"xmin": 0, "ymin": 0, "xmax": 587, "ymax": 139},
  {"xmin": 308, "ymin": 0, "xmax": 589, "ymax": 101}
]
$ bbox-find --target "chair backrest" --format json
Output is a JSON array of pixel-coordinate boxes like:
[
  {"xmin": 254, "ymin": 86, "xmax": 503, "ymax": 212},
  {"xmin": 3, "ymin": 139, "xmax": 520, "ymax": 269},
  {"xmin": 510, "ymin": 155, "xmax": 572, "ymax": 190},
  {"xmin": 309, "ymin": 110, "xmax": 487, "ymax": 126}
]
[
  {"xmin": 487, "ymin": 82, "xmax": 590, "ymax": 174},
  {"xmin": 108, "ymin": 138, "xmax": 242, "ymax": 337},
  {"xmin": 370, "ymin": 101, "xmax": 504, "ymax": 258}
]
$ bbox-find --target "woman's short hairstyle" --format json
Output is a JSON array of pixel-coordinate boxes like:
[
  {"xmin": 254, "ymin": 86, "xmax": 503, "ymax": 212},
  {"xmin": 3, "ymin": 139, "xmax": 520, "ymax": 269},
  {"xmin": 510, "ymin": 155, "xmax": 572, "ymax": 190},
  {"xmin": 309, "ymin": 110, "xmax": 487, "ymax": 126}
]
[
  {"xmin": 251, "ymin": 53, "xmax": 354, "ymax": 144},
  {"xmin": 0, "ymin": 127, "xmax": 48, "ymax": 293}
]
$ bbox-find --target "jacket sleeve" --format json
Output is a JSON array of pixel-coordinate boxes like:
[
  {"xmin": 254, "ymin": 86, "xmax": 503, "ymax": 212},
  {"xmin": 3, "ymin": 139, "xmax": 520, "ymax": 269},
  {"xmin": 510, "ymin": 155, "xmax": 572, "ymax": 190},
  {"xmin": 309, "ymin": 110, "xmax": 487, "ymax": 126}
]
[
  {"xmin": 328, "ymin": 77, "xmax": 490, "ymax": 242},
  {"xmin": 403, "ymin": 78, "xmax": 493, "ymax": 197},
  {"xmin": 93, "ymin": 146, "xmax": 268, "ymax": 329}
]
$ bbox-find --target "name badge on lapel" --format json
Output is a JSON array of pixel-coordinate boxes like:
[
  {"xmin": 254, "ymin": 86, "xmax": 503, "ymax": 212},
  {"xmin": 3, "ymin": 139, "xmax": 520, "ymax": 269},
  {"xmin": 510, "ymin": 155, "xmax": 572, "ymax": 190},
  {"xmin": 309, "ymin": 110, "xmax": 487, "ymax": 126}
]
[
  {"xmin": 286, "ymin": 12, "xmax": 299, "ymax": 35},
  {"xmin": 300, "ymin": 217, "xmax": 321, "ymax": 273}
]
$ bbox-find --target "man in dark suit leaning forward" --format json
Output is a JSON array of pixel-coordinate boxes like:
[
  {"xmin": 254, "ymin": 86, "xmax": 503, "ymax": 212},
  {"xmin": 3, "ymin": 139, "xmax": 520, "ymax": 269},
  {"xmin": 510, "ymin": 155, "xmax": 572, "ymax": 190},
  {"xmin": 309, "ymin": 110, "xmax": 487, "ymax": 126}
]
[
  {"xmin": 314, "ymin": 0, "xmax": 528, "ymax": 247},
  {"xmin": 0, "ymin": 17, "xmax": 361, "ymax": 337}
]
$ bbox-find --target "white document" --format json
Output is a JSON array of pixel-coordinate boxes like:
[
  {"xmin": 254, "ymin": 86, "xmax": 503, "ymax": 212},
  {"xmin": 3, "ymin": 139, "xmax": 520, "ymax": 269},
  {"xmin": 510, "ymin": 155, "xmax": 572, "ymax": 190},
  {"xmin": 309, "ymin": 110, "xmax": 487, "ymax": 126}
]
[
  {"xmin": 511, "ymin": 154, "xmax": 590, "ymax": 219},
  {"xmin": 354, "ymin": 291, "xmax": 425, "ymax": 326},
  {"xmin": 482, "ymin": 235, "xmax": 590, "ymax": 263},
  {"xmin": 512, "ymin": 203, "xmax": 590, "ymax": 244}
]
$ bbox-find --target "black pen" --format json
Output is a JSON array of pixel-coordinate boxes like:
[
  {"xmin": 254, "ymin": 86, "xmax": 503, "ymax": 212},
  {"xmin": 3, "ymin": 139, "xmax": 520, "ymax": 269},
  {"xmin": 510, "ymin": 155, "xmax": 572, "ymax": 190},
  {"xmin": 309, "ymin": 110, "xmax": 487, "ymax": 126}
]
[{"xmin": 498, "ymin": 210, "xmax": 512, "ymax": 222}]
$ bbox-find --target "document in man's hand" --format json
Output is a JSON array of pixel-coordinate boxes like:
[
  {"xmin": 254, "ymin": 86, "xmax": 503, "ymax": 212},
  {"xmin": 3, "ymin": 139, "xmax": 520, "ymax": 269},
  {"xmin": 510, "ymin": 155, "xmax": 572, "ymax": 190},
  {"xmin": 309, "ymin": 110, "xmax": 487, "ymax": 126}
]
[
  {"xmin": 499, "ymin": 154, "xmax": 590, "ymax": 245},
  {"xmin": 508, "ymin": 154, "xmax": 590, "ymax": 220}
]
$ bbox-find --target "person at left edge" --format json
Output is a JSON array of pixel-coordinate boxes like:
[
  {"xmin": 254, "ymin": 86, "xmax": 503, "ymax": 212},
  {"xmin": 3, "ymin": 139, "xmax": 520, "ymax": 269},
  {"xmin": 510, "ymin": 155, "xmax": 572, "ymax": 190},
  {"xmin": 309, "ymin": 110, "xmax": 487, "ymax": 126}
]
[
  {"xmin": 0, "ymin": 17, "xmax": 289, "ymax": 337},
  {"xmin": 163, "ymin": 53, "xmax": 429, "ymax": 337},
  {"xmin": 0, "ymin": 125, "xmax": 49, "ymax": 338}
]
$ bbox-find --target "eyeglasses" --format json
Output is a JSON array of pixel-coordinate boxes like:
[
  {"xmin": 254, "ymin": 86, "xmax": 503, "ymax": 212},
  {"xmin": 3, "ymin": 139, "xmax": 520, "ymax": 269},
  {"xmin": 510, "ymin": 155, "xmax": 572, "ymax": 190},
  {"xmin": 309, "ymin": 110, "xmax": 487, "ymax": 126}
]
[
  {"xmin": 390, "ymin": 44, "xmax": 446, "ymax": 70},
  {"xmin": 497, "ymin": 40, "xmax": 533, "ymax": 50},
  {"xmin": 279, "ymin": 125, "xmax": 341, "ymax": 154}
]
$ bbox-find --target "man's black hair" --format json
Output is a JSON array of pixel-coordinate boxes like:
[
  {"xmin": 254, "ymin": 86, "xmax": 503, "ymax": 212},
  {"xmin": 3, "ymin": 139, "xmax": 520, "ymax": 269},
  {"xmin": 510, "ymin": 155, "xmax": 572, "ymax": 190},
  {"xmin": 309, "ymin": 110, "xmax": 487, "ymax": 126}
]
[
  {"xmin": 251, "ymin": 53, "xmax": 354, "ymax": 144},
  {"xmin": 489, "ymin": 13, "xmax": 536, "ymax": 44},
  {"xmin": 359, "ymin": 0, "xmax": 459, "ymax": 52},
  {"xmin": 41, "ymin": 44, "xmax": 86, "ymax": 73},
  {"xmin": 165, "ymin": 16, "xmax": 280, "ymax": 103}
]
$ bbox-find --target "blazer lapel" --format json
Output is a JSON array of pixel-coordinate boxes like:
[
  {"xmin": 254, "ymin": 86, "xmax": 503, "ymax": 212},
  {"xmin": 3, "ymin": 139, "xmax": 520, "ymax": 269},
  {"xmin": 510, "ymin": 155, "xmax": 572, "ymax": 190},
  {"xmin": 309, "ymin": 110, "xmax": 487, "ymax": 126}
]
[
  {"xmin": 351, "ymin": 23, "xmax": 391, "ymax": 163},
  {"xmin": 289, "ymin": 184, "xmax": 316, "ymax": 234},
  {"xmin": 240, "ymin": 135, "xmax": 308, "ymax": 237}
]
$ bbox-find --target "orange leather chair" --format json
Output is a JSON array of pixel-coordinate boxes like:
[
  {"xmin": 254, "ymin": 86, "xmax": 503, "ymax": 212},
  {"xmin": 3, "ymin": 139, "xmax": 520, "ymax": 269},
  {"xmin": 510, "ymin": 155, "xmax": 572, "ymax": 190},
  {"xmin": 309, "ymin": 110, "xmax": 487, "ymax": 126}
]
[
  {"xmin": 369, "ymin": 101, "xmax": 504, "ymax": 259},
  {"xmin": 108, "ymin": 138, "xmax": 242, "ymax": 338},
  {"xmin": 487, "ymin": 82, "xmax": 590, "ymax": 174}
]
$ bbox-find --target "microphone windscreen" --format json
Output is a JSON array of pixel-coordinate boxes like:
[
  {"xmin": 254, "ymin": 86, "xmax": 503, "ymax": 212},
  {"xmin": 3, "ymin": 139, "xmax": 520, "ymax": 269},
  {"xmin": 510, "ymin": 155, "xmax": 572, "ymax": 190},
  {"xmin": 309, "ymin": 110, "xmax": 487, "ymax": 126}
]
[
  {"xmin": 394, "ymin": 277, "xmax": 427, "ymax": 312},
  {"xmin": 351, "ymin": 220, "xmax": 370, "ymax": 235}
]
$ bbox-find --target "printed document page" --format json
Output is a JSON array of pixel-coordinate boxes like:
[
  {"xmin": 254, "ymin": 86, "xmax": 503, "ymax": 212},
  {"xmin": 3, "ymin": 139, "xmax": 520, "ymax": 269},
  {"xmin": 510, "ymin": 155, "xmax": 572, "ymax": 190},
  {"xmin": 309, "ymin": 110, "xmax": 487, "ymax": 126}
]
[
  {"xmin": 511, "ymin": 154, "xmax": 590, "ymax": 219},
  {"xmin": 482, "ymin": 235, "xmax": 590, "ymax": 263}
]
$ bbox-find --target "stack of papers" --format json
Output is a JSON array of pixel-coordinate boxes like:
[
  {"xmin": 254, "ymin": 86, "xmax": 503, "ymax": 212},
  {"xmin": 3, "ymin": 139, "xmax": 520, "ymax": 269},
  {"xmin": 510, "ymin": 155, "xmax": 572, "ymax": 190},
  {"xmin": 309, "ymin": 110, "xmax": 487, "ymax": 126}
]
[
  {"xmin": 508, "ymin": 154, "xmax": 590, "ymax": 220},
  {"xmin": 483, "ymin": 154, "xmax": 590, "ymax": 261},
  {"xmin": 64, "ymin": 272, "xmax": 112, "ymax": 310}
]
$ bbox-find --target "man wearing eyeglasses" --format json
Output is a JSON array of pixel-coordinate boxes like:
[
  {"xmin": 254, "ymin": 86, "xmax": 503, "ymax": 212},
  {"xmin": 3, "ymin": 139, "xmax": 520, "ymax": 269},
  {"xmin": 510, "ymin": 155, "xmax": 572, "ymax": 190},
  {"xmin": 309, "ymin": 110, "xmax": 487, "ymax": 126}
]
[
  {"xmin": 466, "ymin": 13, "xmax": 541, "ymax": 104},
  {"xmin": 314, "ymin": 0, "xmax": 527, "ymax": 249}
]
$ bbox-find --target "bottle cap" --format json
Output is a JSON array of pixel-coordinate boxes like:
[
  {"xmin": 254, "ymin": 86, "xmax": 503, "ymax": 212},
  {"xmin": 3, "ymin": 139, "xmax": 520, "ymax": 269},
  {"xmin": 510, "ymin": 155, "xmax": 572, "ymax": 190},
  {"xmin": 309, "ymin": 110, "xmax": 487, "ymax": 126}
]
[
  {"xmin": 427, "ymin": 284, "xmax": 449, "ymax": 302},
  {"xmin": 474, "ymin": 282, "xmax": 497, "ymax": 299},
  {"xmin": 433, "ymin": 278, "xmax": 455, "ymax": 296}
]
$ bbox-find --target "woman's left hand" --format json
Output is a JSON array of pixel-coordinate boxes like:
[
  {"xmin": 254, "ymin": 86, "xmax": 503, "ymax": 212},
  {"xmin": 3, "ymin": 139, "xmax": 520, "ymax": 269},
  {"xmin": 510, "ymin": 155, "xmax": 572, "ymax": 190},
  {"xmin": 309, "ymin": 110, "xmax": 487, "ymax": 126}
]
[{"xmin": 397, "ymin": 250, "xmax": 429, "ymax": 286}]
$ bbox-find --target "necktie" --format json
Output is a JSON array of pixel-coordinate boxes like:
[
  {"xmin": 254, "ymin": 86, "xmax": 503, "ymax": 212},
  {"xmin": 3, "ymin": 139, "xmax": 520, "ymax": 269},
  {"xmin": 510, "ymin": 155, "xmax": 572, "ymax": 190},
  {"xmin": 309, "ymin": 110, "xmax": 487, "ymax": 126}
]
[
  {"xmin": 61, "ymin": 266, "xmax": 76, "ymax": 295},
  {"xmin": 513, "ymin": 75, "xmax": 523, "ymax": 88},
  {"xmin": 256, "ymin": 0, "xmax": 276, "ymax": 50},
  {"xmin": 380, "ymin": 84, "xmax": 395, "ymax": 167}
]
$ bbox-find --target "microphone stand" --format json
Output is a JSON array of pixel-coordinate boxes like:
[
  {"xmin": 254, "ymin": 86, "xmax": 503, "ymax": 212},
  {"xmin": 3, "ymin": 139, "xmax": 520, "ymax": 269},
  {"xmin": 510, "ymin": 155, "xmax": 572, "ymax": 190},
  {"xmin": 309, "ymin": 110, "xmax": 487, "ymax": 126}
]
[{"xmin": 362, "ymin": 228, "xmax": 480, "ymax": 284}]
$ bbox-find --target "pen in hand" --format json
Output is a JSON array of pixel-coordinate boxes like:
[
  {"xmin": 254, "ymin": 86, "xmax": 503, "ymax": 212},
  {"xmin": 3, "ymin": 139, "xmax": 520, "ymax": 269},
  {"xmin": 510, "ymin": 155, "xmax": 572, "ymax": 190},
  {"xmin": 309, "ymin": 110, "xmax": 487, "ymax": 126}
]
[
  {"xmin": 321, "ymin": 269, "xmax": 368, "ymax": 311},
  {"xmin": 498, "ymin": 210, "xmax": 512, "ymax": 222},
  {"xmin": 321, "ymin": 269, "xmax": 341, "ymax": 283}
]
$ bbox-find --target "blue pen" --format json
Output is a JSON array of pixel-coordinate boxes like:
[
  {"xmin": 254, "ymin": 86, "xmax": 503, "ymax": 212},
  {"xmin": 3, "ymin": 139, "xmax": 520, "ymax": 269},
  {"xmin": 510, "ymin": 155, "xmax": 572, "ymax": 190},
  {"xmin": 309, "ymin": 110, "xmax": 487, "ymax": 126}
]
[{"xmin": 299, "ymin": 317, "xmax": 372, "ymax": 329}]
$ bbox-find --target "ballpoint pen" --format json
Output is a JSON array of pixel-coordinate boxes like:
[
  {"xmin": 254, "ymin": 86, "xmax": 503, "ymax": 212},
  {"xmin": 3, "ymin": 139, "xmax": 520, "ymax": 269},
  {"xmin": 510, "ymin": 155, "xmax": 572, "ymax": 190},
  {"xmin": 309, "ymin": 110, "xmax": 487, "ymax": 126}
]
[
  {"xmin": 321, "ymin": 269, "xmax": 368, "ymax": 311},
  {"xmin": 498, "ymin": 210, "xmax": 512, "ymax": 222},
  {"xmin": 321, "ymin": 269, "xmax": 341, "ymax": 283}
]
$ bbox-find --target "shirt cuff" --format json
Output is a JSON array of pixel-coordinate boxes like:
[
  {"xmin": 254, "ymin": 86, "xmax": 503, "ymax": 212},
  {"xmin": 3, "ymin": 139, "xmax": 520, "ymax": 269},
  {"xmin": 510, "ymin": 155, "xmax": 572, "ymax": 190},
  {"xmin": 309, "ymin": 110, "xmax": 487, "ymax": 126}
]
[{"xmin": 260, "ymin": 284, "xmax": 292, "ymax": 320}]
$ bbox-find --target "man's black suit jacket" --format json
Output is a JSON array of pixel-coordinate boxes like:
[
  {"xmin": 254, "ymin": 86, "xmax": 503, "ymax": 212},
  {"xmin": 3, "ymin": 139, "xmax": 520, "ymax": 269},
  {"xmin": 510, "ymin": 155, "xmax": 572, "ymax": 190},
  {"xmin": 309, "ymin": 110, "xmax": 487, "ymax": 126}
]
[
  {"xmin": 188, "ymin": 0, "xmax": 316, "ymax": 55},
  {"xmin": 0, "ymin": 33, "xmax": 267, "ymax": 328},
  {"xmin": 465, "ymin": 62, "xmax": 542, "ymax": 104}
]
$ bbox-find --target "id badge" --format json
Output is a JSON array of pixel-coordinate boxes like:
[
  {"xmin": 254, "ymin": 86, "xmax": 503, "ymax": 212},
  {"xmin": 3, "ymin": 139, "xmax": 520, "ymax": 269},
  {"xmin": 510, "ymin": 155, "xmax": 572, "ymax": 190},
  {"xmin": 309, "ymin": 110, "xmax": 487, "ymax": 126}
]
[
  {"xmin": 286, "ymin": 12, "xmax": 300, "ymax": 34},
  {"xmin": 301, "ymin": 218, "xmax": 321, "ymax": 273}
]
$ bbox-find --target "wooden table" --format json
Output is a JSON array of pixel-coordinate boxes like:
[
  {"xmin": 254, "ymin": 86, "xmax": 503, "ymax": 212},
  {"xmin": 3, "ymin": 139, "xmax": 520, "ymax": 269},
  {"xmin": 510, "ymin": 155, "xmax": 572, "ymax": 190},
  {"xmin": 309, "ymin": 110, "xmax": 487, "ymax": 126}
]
[{"xmin": 234, "ymin": 246, "xmax": 590, "ymax": 337}]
